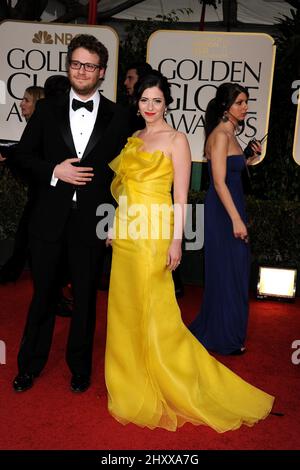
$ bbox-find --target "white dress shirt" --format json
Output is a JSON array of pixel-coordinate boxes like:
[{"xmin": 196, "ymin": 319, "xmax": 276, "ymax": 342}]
[{"xmin": 51, "ymin": 88, "xmax": 100, "ymax": 201}]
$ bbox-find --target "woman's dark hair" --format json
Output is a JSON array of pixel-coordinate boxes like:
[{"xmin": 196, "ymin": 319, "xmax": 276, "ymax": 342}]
[
  {"xmin": 44, "ymin": 75, "xmax": 70, "ymax": 98},
  {"xmin": 205, "ymin": 82, "xmax": 249, "ymax": 140},
  {"xmin": 134, "ymin": 70, "xmax": 174, "ymax": 107},
  {"xmin": 67, "ymin": 34, "xmax": 109, "ymax": 70}
]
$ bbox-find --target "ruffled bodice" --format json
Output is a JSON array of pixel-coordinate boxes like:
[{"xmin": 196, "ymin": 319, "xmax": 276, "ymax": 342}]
[{"xmin": 109, "ymin": 137, "xmax": 173, "ymax": 205}]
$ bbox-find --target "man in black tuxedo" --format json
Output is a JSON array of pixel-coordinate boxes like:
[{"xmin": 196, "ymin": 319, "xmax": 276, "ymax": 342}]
[{"xmin": 12, "ymin": 34, "xmax": 129, "ymax": 393}]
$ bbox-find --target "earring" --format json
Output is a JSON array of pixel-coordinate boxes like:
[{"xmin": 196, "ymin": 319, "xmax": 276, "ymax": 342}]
[
  {"xmin": 164, "ymin": 108, "xmax": 168, "ymax": 118},
  {"xmin": 221, "ymin": 112, "xmax": 229, "ymax": 122},
  {"xmin": 137, "ymin": 110, "xmax": 141, "ymax": 116}
]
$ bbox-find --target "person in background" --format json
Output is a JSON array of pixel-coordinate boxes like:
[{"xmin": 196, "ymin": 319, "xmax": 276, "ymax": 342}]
[
  {"xmin": 189, "ymin": 82, "xmax": 261, "ymax": 355},
  {"xmin": 124, "ymin": 62, "xmax": 153, "ymax": 98},
  {"xmin": 20, "ymin": 86, "xmax": 45, "ymax": 122},
  {"xmin": 123, "ymin": 62, "xmax": 153, "ymax": 134},
  {"xmin": 0, "ymin": 86, "xmax": 45, "ymax": 284},
  {"xmin": 0, "ymin": 86, "xmax": 45, "ymax": 164}
]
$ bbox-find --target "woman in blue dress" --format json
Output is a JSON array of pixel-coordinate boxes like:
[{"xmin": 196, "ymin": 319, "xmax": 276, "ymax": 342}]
[{"xmin": 189, "ymin": 83, "xmax": 261, "ymax": 355}]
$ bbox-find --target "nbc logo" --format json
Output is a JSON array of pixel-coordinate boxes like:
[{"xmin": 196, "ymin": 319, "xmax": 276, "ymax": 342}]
[
  {"xmin": 32, "ymin": 31, "xmax": 74, "ymax": 45},
  {"xmin": 32, "ymin": 31, "xmax": 53, "ymax": 44}
]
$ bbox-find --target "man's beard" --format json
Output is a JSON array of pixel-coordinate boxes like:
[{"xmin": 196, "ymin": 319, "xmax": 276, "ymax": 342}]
[{"xmin": 69, "ymin": 77, "xmax": 99, "ymax": 96}]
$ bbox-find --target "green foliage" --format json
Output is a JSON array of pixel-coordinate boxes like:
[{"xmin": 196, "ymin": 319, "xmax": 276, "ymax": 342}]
[
  {"xmin": 117, "ymin": 8, "xmax": 192, "ymax": 102},
  {"xmin": 1, "ymin": 173, "xmax": 300, "ymax": 274},
  {"xmin": 188, "ymin": 191, "xmax": 300, "ymax": 269},
  {"xmin": 246, "ymin": 197, "xmax": 300, "ymax": 267},
  {"xmin": 117, "ymin": 4, "xmax": 300, "ymax": 200},
  {"xmin": 249, "ymin": 5, "xmax": 300, "ymax": 201},
  {"xmin": 0, "ymin": 166, "xmax": 27, "ymax": 240},
  {"xmin": 121, "ymin": 7, "xmax": 193, "ymax": 61}
]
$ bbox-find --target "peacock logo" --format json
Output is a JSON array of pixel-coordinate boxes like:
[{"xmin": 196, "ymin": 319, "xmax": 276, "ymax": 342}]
[{"xmin": 32, "ymin": 31, "xmax": 53, "ymax": 44}]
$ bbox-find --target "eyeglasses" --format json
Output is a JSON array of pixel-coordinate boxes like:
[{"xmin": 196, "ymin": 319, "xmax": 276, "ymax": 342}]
[{"xmin": 69, "ymin": 60, "xmax": 101, "ymax": 72}]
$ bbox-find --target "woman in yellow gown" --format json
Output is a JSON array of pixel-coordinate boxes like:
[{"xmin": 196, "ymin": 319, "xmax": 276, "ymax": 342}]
[{"xmin": 105, "ymin": 71, "xmax": 274, "ymax": 432}]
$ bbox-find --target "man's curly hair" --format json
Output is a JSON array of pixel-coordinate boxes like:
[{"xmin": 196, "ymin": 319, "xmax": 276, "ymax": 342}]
[{"xmin": 67, "ymin": 34, "xmax": 109, "ymax": 70}]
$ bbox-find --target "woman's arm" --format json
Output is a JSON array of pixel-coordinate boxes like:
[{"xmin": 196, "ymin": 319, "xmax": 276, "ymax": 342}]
[
  {"xmin": 210, "ymin": 132, "xmax": 248, "ymax": 240},
  {"xmin": 167, "ymin": 132, "xmax": 191, "ymax": 271}
]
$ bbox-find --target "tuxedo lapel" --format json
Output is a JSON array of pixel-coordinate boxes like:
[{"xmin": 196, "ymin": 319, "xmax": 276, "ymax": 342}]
[
  {"xmin": 57, "ymin": 95, "xmax": 77, "ymax": 157},
  {"xmin": 81, "ymin": 95, "xmax": 113, "ymax": 161}
]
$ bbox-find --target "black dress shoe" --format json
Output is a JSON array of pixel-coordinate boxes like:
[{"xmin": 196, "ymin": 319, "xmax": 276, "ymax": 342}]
[
  {"xmin": 175, "ymin": 285, "xmax": 184, "ymax": 298},
  {"xmin": 229, "ymin": 348, "xmax": 246, "ymax": 356},
  {"xmin": 70, "ymin": 374, "xmax": 90, "ymax": 393},
  {"xmin": 0, "ymin": 264, "xmax": 23, "ymax": 284},
  {"xmin": 56, "ymin": 295, "xmax": 73, "ymax": 317},
  {"xmin": 173, "ymin": 267, "xmax": 184, "ymax": 298},
  {"xmin": 13, "ymin": 373, "xmax": 34, "ymax": 392}
]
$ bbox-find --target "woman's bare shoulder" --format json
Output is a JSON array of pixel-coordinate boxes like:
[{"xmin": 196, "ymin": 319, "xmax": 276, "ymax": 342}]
[
  {"xmin": 206, "ymin": 129, "xmax": 229, "ymax": 158},
  {"xmin": 171, "ymin": 130, "xmax": 189, "ymax": 146},
  {"xmin": 209, "ymin": 128, "xmax": 229, "ymax": 144}
]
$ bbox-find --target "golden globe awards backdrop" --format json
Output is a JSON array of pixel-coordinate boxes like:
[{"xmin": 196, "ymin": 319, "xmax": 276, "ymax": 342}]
[
  {"xmin": 147, "ymin": 31, "xmax": 276, "ymax": 162},
  {"xmin": 0, "ymin": 21, "xmax": 118, "ymax": 141},
  {"xmin": 293, "ymin": 98, "xmax": 300, "ymax": 166}
]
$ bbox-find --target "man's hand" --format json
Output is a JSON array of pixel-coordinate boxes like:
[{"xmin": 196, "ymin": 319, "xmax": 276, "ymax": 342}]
[
  {"xmin": 0, "ymin": 153, "xmax": 7, "ymax": 162},
  {"xmin": 54, "ymin": 158, "xmax": 94, "ymax": 185}
]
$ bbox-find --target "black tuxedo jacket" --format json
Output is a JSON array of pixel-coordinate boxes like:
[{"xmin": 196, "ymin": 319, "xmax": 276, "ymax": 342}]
[{"xmin": 14, "ymin": 93, "xmax": 130, "ymax": 243}]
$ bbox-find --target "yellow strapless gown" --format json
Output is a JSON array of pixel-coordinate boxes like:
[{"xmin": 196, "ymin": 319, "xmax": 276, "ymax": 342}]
[{"xmin": 105, "ymin": 136, "xmax": 274, "ymax": 432}]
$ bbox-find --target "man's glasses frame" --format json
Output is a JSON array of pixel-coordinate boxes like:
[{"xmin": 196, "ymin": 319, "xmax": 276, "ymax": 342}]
[{"xmin": 69, "ymin": 60, "xmax": 101, "ymax": 73}]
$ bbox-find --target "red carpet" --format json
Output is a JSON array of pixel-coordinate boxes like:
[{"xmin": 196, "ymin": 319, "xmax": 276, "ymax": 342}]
[{"xmin": 0, "ymin": 276, "xmax": 299, "ymax": 450}]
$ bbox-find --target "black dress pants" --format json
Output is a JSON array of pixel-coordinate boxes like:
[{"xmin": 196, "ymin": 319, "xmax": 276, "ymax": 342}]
[{"xmin": 17, "ymin": 208, "xmax": 105, "ymax": 377}]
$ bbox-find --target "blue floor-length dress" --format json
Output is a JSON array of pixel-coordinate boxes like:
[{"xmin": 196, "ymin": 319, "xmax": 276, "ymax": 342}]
[{"xmin": 189, "ymin": 155, "xmax": 250, "ymax": 355}]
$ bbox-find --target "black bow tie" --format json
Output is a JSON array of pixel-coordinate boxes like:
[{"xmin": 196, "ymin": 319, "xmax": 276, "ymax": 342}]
[{"xmin": 72, "ymin": 98, "xmax": 94, "ymax": 112}]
